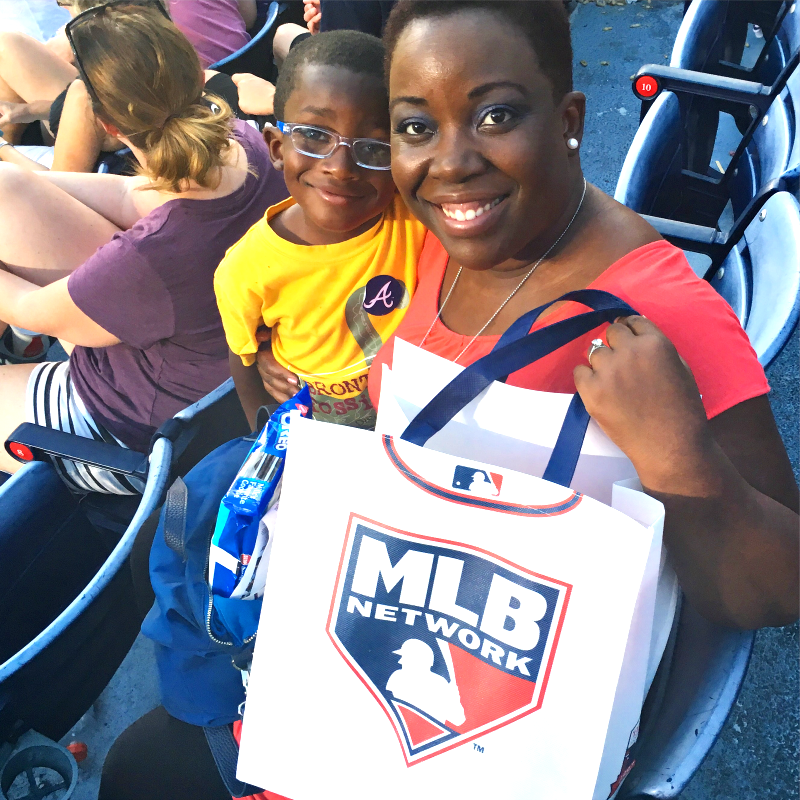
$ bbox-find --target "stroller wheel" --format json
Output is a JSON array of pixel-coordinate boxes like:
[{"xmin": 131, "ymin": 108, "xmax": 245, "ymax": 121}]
[{"xmin": 0, "ymin": 734, "xmax": 78, "ymax": 800}]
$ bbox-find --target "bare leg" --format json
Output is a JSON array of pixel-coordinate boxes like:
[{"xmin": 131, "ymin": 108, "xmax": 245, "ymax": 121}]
[
  {"xmin": 0, "ymin": 163, "xmax": 122, "ymax": 463},
  {"xmin": 0, "ymin": 362, "xmax": 39, "ymax": 474},
  {"xmin": 0, "ymin": 163, "xmax": 120, "ymax": 284},
  {"xmin": 0, "ymin": 32, "xmax": 77, "ymax": 143},
  {"xmin": 0, "ymin": 163, "xmax": 120, "ymax": 333}
]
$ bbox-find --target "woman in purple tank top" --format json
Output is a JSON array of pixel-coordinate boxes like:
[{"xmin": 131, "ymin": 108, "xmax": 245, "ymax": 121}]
[{"xmin": 0, "ymin": 2, "xmax": 288, "ymax": 493}]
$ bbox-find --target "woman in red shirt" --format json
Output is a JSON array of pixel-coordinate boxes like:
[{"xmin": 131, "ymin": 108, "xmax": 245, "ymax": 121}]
[
  {"xmin": 260, "ymin": 0, "xmax": 797, "ymax": 631},
  {"xmin": 373, "ymin": 0, "xmax": 798, "ymax": 631}
]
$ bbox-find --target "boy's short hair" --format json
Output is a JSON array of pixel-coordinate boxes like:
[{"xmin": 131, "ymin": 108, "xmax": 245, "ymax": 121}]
[{"xmin": 274, "ymin": 30, "xmax": 386, "ymax": 121}]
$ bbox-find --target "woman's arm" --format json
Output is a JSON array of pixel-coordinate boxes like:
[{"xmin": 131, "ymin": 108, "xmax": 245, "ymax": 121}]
[
  {"xmin": 236, "ymin": 0, "xmax": 258, "ymax": 29},
  {"xmin": 574, "ymin": 316, "xmax": 799, "ymax": 629},
  {"xmin": 48, "ymin": 79, "xmax": 109, "ymax": 173},
  {"xmin": 0, "ymin": 99, "xmax": 53, "ymax": 128},
  {"xmin": 0, "ymin": 79, "xmax": 108, "ymax": 173},
  {"xmin": 35, "ymin": 170, "xmax": 147, "ymax": 230},
  {"xmin": 0, "ymin": 137, "xmax": 49, "ymax": 170},
  {"xmin": 0, "ymin": 270, "xmax": 120, "ymax": 347}
]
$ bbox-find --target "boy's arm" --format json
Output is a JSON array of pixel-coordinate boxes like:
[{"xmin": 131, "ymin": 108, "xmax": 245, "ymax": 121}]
[
  {"xmin": 254, "ymin": 326, "xmax": 300, "ymax": 404},
  {"xmin": 230, "ymin": 350, "xmax": 273, "ymax": 431}
]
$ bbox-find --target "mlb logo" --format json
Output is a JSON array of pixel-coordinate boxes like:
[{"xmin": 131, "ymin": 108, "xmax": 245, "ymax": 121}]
[
  {"xmin": 452, "ymin": 465, "xmax": 503, "ymax": 497},
  {"xmin": 327, "ymin": 515, "xmax": 571, "ymax": 765}
]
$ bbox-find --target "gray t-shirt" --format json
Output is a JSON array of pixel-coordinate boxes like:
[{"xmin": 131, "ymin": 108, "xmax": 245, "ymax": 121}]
[{"xmin": 68, "ymin": 120, "xmax": 288, "ymax": 451}]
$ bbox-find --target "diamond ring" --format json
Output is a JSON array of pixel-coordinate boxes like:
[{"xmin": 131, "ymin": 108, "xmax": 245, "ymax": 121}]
[{"xmin": 587, "ymin": 338, "xmax": 607, "ymax": 365}]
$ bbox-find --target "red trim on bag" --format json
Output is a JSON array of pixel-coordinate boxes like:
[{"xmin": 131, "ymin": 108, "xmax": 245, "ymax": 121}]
[
  {"xmin": 382, "ymin": 435, "xmax": 582, "ymax": 517},
  {"xmin": 325, "ymin": 513, "xmax": 573, "ymax": 767}
]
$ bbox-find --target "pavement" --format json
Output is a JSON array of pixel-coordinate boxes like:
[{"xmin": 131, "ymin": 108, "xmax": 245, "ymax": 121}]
[{"xmin": 2, "ymin": 1, "xmax": 798, "ymax": 798}]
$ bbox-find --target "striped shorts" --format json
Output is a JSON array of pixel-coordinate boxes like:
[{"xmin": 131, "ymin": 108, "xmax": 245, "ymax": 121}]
[{"xmin": 25, "ymin": 360, "xmax": 144, "ymax": 495}]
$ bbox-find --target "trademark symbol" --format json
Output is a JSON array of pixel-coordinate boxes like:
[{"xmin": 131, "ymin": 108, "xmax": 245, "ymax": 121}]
[{"xmin": 473, "ymin": 743, "xmax": 484, "ymax": 754}]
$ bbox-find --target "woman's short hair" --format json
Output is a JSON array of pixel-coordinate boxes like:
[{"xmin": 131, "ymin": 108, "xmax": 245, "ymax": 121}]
[
  {"xmin": 383, "ymin": 0, "xmax": 573, "ymax": 102},
  {"xmin": 71, "ymin": 4, "xmax": 233, "ymax": 193},
  {"xmin": 273, "ymin": 29, "xmax": 386, "ymax": 121}
]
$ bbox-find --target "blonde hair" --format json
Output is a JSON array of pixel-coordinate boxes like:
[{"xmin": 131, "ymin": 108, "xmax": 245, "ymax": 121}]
[{"xmin": 71, "ymin": 4, "xmax": 233, "ymax": 193}]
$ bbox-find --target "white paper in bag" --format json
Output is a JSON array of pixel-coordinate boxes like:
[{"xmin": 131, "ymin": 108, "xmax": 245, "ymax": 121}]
[{"xmin": 238, "ymin": 418, "xmax": 665, "ymax": 800}]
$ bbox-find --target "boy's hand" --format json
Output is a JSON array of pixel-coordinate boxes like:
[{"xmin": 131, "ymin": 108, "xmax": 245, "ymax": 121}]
[
  {"xmin": 304, "ymin": 0, "xmax": 322, "ymax": 34},
  {"xmin": 255, "ymin": 326, "xmax": 299, "ymax": 403},
  {"xmin": 231, "ymin": 73, "xmax": 275, "ymax": 116}
]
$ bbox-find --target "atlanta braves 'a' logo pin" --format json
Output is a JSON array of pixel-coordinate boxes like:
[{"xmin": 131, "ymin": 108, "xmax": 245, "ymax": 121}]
[
  {"xmin": 327, "ymin": 515, "xmax": 571, "ymax": 765},
  {"xmin": 361, "ymin": 275, "xmax": 407, "ymax": 316}
]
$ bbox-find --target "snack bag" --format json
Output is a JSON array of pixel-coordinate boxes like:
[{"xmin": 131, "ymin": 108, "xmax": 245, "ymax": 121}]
[{"xmin": 208, "ymin": 386, "xmax": 312, "ymax": 598}]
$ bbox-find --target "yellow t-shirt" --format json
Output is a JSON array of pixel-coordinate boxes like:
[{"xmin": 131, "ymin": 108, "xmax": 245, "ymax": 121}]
[{"xmin": 214, "ymin": 193, "xmax": 426, "ymax": 428}]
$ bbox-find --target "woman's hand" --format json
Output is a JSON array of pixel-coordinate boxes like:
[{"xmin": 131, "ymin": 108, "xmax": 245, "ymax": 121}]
[
  {"xmin": 575, "ymin": 315, "xmax": 799, "ymax": 628},
  {"xmin": 0, "ymin": 100, "xmax": 32, "ymax": 130},
  {"xmin": 254, "ymin": 326, "xmax": 299, "ymax": 403},
  {"xmin": 573, "ymin": 316, "xmax": 711, "ymax": 493},
  {"xmin": 231, "ymin": 73, "xmax": 275, "ymax": 116},
  {"xmin": 304, "ymin": 0, "xmax": 322, "ymax": 34}
]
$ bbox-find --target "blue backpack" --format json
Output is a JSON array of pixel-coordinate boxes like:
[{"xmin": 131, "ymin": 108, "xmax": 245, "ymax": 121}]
[
  {"xmin": 142, "ymin": 433, "xmax": 264, "ymax": 796},
  {"xmin": 143, "ymin": 434, "xmax": 262, "ymax": 726}
]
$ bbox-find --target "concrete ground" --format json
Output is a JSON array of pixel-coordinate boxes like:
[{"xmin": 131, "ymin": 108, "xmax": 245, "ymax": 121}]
[{"xmin": 2, "ymin": 1, "xmax": 798, "ymax": 798}]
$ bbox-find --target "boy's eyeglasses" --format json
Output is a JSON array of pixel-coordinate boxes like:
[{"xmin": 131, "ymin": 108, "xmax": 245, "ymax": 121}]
[
  {"xmin": 65, "ymin": 0, "xmax": 171, "ymax": 106},
  {"xmin": 276, "ymin": 122, "xmax": 391, "ymax": 171}
]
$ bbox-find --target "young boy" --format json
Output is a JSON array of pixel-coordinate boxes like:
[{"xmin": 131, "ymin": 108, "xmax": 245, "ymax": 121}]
[{"xmin": 214, "ymin": 29, "xmax": 425, "ymax": 430}]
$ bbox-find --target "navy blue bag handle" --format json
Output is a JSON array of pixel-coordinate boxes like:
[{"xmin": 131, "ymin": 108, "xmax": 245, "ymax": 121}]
[{"xmin": 400, "ymin": 290, "xmax": 637, "ymax": 488}]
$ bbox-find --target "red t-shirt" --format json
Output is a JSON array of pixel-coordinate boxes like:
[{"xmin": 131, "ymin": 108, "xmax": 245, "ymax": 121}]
[{"xmin": 369, "ymin": 233, "xmax": 769, "ymax": 419}]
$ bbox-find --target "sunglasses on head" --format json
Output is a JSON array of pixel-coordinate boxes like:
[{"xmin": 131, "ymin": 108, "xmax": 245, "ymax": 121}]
[
  {"xmin": 65, "ymin": 0, "xmax": 171, "ymax": 106},
  {"xmin": 275, "ymin": 122, "xmax": 392, "ymax": 171}
]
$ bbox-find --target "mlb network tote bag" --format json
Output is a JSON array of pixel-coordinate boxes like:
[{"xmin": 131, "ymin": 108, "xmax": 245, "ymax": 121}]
[
  {"xmin": 237, "ymin": 292, "xmax": 666, "ymax": 800},
  {"xmin": 378, "ymin": 292, "xmax": 680, "ymax": 691}
]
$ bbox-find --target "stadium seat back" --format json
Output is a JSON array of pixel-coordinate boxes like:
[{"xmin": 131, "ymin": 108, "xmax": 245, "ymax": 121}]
[
  {"xmin": 725, "ymin": 191, "xmax": 800, "ymax": 364},
  {"xmin": 619, "ymin": 599, "xmax": 754, "ymax": 799},
  {"xmin": 671, "ymin": 0, "xmax": 731, "ymax": 72},
  {"xmin": 728, "ymin": 92, "xmax": 792, "ymax": 218},
  {"xmin": 615, "ymin": 91, "xmax": 684, "ymax": 217},
  {"xmin": 672, "ymin": 0, "xmax": 792, "ymax": 83},
  {"xmin": 0, "ymin": 381, "xmax": 246, "ymax": 746}
]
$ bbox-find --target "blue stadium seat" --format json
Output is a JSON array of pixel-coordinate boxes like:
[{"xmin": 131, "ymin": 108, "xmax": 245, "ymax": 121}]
[
  {"xmin": 671, "ymin": 0, "xmax": 795, "ymax": 83},
  {"xmin": 713, "ymin": 191, "xmax": 800, "ymax": 366},
  {"xmin": 0, "ymin": 379, "xmax": 248, "ymax": 753},
  {"xmin": 619, "ymin": 598, "xmax": 755, "ymax": 799},
  {"xmin": 617, "ymin": 59, "xmax": 797, "ymax": 227},
  {"xmin": 639, "ymin": 191, "xmax": 800, "ymax": 367},
  {"xmin": 208, "ymin": 1, "xmax": 282, "ymax": 82}
]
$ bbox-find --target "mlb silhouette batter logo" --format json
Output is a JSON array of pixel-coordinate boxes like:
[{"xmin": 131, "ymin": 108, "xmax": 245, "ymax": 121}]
[
  {"xmin": 452, "ymin": 465, "xmax": 503, "ymax": 497},
  {"xmin": 327, "ymin": 515, "xmax": 572, "ymax": 765}
]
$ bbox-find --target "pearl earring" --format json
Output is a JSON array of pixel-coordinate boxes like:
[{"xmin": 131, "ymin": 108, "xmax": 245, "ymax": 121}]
[{"xmin": 567, "ymin": 138, "xmax": 579, "ymax": 150}]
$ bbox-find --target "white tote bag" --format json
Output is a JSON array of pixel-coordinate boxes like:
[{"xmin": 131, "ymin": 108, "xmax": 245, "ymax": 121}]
[
  {"xmin": 238, "ymin": 291, "xmax": 672, "ymax": 800},
  {"xmin": 379, "ymin": 340, "xmax": 679, "ymax": 691}
]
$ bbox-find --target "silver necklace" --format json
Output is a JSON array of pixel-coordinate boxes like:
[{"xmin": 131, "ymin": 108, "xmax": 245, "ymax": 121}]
[{"xmin": 420, "ymin": 178, "xmax": 588, "ymax": 363}]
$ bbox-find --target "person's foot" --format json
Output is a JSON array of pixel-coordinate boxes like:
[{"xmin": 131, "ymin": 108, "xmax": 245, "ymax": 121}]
[{"xmin": 0, "ymin": 328, "xmax": 52, "ymax": 364}]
